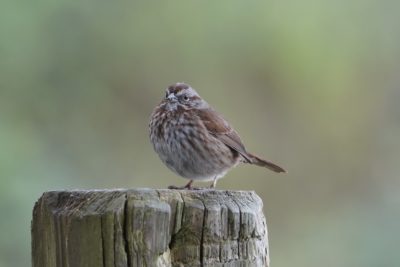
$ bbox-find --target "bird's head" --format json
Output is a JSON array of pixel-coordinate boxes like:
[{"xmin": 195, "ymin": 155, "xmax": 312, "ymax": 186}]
[{"xmin": 163, "ymin": 82, "xmax": 207, "ymax": 110}]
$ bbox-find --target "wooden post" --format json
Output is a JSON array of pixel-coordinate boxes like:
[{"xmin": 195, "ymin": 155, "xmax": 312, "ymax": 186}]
[{"xmin": 32, "ymin": 189, "xmax": 269, "ymax": 267}]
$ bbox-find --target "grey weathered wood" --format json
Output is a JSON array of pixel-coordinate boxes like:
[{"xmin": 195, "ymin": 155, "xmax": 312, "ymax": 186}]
[{"xmin": 32, "ymin": 189, "xmax": 269, "ymax": 267}]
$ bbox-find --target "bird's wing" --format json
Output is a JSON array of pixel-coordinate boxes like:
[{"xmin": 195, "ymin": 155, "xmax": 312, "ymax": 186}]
[{"xmin": 194, "ymin": 108, "xmax": 252, "ymax": 163}]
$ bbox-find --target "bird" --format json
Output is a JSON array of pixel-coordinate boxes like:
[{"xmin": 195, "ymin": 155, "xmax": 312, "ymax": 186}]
[{"xmin": 149, "ymin": 82, "xmax": 286, "ymax": 189}]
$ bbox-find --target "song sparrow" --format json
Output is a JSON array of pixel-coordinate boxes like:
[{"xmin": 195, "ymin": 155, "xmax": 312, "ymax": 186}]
[{"xmin": 149, "ymin": 82, "xmax": 286, "ymax": 189}]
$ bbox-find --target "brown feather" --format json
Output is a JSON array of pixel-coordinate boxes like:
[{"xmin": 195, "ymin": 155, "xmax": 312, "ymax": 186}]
[
  {"xmin": 247, "ymin": 153, "xmax": 287, "ymax": 173},
  {"xmin": 194, "ymin": 108, "xmax": 252, "ymax": 162},
  {"xmin": 194, "ymin": 108, "xmax": 286, "ymax": 172}
]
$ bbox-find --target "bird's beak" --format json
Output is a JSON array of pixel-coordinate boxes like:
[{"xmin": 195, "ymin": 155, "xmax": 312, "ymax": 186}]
[{"xmin": 167, "ymin": 94, "xmax": 178, "ymax": 102}]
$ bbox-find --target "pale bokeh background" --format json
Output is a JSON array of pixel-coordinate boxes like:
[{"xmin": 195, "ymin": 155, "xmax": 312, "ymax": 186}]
[{"xmin": 1, "ymin": 1, "xmax": 400, "ymax": 266}]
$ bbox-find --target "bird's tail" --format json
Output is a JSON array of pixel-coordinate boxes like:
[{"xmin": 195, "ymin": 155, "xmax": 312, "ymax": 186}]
[{"xmin": 247, "ymin": 153, "xmax": 287, "ymax": 173}]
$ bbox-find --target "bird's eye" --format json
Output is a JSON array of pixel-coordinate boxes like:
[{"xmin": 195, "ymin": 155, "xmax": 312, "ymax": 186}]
[{"xmin": 183, "ymin": 95, "xmax": 189, "ymax": 101}]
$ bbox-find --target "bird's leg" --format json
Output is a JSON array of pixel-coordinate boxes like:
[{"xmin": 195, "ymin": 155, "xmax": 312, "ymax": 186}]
[
  {"xmin": 184, "ymin": 180, "xmax": 193, "ymax": 189},
  {"xmin": 168, "ymin": 180, "xmax": 193, "ymax": 190},
  {"xmin": 209, "ymin": 177, "xmax": 218, "ymax": 189}
]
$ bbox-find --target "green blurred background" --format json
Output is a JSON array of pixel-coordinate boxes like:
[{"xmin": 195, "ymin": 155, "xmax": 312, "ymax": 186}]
[{"xmin": 1, "ymin": 1, "xmax": 400, "ymax": 266}]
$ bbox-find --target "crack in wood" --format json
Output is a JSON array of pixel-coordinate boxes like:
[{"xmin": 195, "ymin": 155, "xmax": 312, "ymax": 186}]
[
  {"xmin": 227, "ymin": 190, "xmax": 243, "ymax": 260},
  {"xmin": 100, "ymin": 215, "xmax": 106, "ymax": 267},
  {"xmin": 122, "ymin": 193, "xmax": 131, "ymax": 267},
  {"xmin": 198, "ymin": 196, "xmax": 207, "ymax": 267}
]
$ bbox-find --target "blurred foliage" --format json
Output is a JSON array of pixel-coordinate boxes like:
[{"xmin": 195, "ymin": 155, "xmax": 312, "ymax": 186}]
[{"xmin": 1, "ymin": 0, "xmax": 400, "ymax": 266}]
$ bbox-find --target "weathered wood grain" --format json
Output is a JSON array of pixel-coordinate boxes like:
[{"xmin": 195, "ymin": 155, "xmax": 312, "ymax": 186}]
[{"xmin": 32, "ymin": 189, "xmax": 269, "ymax": 267}]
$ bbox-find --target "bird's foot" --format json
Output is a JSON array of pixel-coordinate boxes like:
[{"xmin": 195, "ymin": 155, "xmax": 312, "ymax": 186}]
[
  {"xmin": 168, "ymin": 185, "xmax": 188, "ymax": 190},
  {"xmin": 168, "ymin": 180, "xmax": 194, "ymax": 190},
  {"xmin": 168, "ymin": 180, "xmax": 215, "ymax": 190},
  {"xmin": 168, "ymin": 185, "xmax": 211, "ymax": 190}
]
